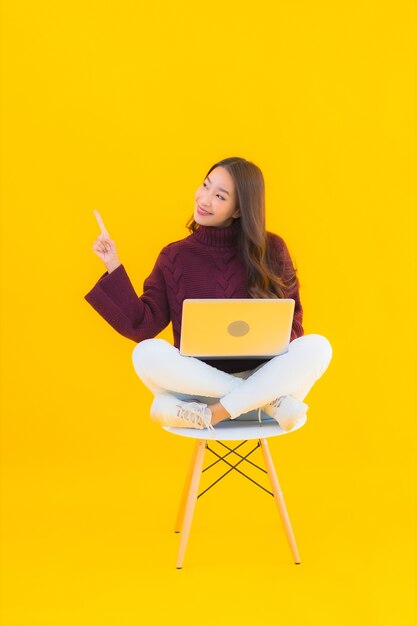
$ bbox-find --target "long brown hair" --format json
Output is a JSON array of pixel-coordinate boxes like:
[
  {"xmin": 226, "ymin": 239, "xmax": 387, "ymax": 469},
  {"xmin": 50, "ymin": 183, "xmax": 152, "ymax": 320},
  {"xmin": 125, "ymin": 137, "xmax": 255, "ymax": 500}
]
[{"xmin": 186, "ymin": 157, "xmax": 299, "ymax": 299}]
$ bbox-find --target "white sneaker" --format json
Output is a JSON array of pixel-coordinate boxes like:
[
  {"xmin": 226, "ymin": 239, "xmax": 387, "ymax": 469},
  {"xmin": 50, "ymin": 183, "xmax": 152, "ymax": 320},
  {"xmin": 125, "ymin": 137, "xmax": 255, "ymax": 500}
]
[
  {"xmin": 151, "ymin": 393, "xmax": 214, "ymax": 430},
  {"xmin": 262, "ymin": 395, "xmax": 308, "ymax": 431}
]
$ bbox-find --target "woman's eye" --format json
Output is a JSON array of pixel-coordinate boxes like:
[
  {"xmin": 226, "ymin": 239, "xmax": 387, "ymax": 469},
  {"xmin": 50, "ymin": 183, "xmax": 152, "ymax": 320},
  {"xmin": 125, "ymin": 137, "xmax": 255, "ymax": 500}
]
[{"xmin": 202, "ymin": 182, "xmax": 224, "ymax": 200}]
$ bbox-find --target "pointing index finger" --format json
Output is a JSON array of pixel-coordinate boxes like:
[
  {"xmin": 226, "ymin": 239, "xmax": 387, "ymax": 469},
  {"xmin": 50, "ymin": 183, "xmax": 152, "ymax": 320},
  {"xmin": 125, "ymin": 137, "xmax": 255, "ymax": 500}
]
[{"xmin": 94, "ymin": 209, "xmax": 109, "ymax": 235}]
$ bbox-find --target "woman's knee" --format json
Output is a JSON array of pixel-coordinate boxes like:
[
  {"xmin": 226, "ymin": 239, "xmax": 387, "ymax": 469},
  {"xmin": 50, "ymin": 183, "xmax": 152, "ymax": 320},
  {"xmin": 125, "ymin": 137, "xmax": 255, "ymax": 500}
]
[
  {"xmin": 131, "ymin": 338, "xmax": 174, "ymax": 374},
  {"xmin": 309, "ymin": 334, "xmax": 333, "ymax": 371},
  {"xmin": 291, "ymin": 333, "xmax": 333, "ymax": 367}
]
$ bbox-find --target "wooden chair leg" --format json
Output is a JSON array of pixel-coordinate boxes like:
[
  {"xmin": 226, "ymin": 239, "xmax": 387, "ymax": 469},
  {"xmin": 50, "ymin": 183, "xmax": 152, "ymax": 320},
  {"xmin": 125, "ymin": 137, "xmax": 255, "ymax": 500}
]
[
  {"xmin": 260, "ymin": 438, "xmax": 301, "ymax": 564},
  {"xmin": 175, "ymin": 440, "xmax": 200, "ymax": 533},
  {"xmin": 176, "ymin": 439, "xmax": 206, "ymax": 569}
]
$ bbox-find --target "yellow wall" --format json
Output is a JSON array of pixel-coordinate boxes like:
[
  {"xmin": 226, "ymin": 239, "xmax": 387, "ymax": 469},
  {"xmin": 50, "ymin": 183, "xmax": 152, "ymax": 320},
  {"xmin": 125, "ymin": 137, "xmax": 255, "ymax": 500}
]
[{"xmin": 1, "ymin": 1, "xmax": 416, "ymax": 624}]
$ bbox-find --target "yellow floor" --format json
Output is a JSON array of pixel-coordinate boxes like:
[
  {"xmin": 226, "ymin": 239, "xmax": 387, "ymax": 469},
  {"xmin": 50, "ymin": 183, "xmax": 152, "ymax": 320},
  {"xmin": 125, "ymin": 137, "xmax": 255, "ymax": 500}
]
[{"xmin": 2, "ymin": 421, "xmax": 415, "ymax": 626}]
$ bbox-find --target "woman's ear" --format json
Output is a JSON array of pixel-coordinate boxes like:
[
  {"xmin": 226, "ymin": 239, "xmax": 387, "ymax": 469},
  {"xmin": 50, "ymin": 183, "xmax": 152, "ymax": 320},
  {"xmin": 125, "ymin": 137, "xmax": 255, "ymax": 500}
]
[{"xmin": 233, "ymin": 210, "xmax": 240, "ymax": 219}]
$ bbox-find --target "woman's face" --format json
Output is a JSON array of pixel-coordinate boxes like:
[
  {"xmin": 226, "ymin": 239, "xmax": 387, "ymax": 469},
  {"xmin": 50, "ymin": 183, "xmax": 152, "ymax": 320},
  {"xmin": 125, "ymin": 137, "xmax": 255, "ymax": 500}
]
[{"xmin": 194, "ymin": 166, "xmax": 240, "ymax": 228}]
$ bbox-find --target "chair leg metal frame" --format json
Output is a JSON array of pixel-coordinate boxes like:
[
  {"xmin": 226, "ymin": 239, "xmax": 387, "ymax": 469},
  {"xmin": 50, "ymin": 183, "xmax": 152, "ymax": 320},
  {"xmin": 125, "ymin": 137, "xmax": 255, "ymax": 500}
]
[{"xmin": 174, "ymin": 438, "xmax": 301, "ymax": 568}]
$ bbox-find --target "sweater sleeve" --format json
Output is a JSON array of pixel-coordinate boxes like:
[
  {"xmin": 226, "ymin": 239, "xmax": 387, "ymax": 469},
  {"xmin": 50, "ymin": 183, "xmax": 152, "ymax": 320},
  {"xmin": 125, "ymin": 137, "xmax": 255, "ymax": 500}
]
[
  {"xmin": 84, "ymin": 252, "xmax": 171, "ymax": 343},
  {"xmin": 269, "ymin": 233, "xmax": 304, "ymax": 341}
]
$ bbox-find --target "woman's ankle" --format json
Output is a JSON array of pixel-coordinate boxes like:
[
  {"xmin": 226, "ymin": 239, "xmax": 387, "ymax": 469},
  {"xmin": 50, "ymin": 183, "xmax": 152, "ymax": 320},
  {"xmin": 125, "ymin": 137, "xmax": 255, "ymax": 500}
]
[{"xmin": 210, "ymin": 401, "xmax": 231, "ymax": 425}]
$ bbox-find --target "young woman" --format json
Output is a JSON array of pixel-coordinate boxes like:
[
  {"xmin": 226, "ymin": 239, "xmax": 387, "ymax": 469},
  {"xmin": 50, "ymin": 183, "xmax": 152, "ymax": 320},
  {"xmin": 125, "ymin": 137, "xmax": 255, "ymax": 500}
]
[{"xmin": 85, "ymin": 156, "xmax": 333, "ymax": 432}]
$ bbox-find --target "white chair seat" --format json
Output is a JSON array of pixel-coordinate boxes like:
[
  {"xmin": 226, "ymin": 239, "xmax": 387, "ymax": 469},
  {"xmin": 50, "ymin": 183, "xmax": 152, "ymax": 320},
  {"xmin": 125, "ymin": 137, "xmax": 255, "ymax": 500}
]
[{"xmin": 162, "ymin": 413, "xmax": 307, "ymax": 441}]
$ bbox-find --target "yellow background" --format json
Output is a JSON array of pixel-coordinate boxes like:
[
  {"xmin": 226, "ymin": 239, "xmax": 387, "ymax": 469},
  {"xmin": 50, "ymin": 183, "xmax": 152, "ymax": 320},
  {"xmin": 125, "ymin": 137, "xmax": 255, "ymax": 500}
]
[{"xmin": 1, "ymin": 1, "xmax": 416, "ymax": 624}]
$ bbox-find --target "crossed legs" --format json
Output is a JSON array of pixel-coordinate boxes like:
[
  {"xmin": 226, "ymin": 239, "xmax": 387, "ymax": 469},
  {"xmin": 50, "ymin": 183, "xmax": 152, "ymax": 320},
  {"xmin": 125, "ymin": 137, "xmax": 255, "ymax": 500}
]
[{"xmin": 131, "ymin": 334, "xmax": 333, "ymax": 425}]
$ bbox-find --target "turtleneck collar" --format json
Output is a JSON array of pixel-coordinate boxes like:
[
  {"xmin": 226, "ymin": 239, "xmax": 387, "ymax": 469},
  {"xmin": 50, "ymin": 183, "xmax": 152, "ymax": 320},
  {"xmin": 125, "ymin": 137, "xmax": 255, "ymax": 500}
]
[{"xmin": 191, "ymin": 218, "xmax": 241, "ymax": 248}]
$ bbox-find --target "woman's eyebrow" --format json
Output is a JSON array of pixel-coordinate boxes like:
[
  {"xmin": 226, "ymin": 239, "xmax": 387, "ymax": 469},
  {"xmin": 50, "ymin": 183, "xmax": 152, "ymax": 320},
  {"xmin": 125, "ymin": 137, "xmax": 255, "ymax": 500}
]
[{"xmin": 206, "ymin": 175, "xmax": 230, "ymax": 195}]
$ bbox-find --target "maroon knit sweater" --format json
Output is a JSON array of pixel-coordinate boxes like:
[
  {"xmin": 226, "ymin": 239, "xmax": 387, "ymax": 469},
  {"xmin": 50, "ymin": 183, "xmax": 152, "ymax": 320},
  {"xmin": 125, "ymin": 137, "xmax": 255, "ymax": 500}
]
[{"xmin": 84, "ymin": 219, "xmax": 304, "ymax": 373}]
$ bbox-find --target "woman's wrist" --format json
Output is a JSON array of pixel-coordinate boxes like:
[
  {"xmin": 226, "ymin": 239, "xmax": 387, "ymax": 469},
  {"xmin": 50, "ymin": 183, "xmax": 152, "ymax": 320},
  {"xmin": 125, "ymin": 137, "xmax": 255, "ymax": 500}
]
[{"xmin": 105, "ymin": 260, "xmax": 121, "ymax": 274}]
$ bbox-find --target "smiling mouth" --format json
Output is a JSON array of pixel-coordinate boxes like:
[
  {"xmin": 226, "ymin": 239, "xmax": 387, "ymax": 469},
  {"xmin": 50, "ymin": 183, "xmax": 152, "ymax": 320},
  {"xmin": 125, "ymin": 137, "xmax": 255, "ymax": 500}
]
[{"xmin": 197, "ymin": 205, "xmax": 212, "ymax": 215}]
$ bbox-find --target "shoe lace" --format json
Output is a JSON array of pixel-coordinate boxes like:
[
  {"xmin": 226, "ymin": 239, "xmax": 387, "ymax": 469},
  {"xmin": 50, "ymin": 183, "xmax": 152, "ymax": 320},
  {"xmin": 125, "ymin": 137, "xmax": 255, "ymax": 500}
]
[
  {"xmin": 269, "ymin": 397, "xmax": 283, "ymax": 410},
  {"xmin": 177, "ymin": 403, "xmax": 214, "ymax": 431},
  {"xmin": 258, "ymin": 397, "xmax": 283, "ymax": 423}
]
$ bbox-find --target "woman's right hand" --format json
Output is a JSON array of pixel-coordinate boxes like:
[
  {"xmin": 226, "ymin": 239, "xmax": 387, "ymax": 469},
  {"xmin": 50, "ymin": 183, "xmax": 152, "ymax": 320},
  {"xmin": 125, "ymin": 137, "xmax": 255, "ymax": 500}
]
[{"xmin": 92, "ymin": 209, "xmax": 121, "ymax": 273}]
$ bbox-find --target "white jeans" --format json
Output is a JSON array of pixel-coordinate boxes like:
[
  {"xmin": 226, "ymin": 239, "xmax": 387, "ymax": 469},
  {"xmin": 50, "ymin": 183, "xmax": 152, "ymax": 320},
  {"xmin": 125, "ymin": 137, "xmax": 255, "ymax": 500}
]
[{"xmin": 131, "ymin": 334, "xmax": 333, "ymax": 422}]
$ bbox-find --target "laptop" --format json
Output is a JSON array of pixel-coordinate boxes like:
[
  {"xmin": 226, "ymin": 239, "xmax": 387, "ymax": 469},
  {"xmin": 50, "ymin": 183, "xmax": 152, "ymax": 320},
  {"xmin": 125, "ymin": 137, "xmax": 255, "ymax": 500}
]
[{"xmin": 179, "ymin": 298, "xmax": 295, "ymax": 359}]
